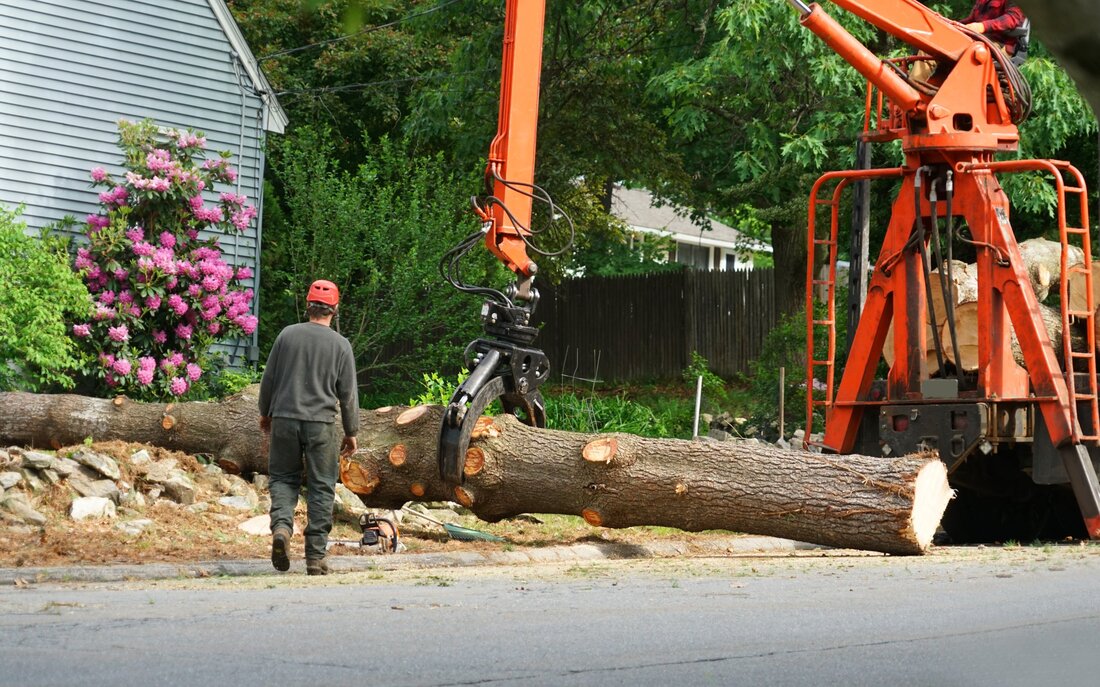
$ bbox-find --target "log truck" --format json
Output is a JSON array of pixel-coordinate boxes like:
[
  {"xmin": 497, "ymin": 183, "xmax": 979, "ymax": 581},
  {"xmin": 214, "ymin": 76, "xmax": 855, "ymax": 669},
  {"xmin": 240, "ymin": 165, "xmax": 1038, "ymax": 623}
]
[{"xmin": 436, "ymin": 0, "xmax": 1100, "ymax": 543}]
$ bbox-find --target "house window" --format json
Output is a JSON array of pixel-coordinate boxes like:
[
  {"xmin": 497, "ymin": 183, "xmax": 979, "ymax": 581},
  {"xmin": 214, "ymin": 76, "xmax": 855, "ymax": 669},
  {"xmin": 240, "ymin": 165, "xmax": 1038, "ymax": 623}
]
[{"xmin": 675, "ymin": 243, "xmax": 710, "ymax": 269}]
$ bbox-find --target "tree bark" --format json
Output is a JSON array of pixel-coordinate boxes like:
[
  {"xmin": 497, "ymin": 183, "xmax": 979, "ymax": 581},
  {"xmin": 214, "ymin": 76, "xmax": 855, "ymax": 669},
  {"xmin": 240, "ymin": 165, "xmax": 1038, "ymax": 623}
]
[{"xmin": 0, "ymin": 389, "xmax": 953, "ymax": 555}]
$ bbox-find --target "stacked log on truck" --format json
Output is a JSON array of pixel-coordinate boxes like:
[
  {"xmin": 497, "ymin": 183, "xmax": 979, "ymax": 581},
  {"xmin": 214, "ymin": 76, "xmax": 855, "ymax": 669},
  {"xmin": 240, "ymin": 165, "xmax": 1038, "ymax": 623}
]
[{"xmin": 883, "ymin": 238, "xmax": 1089, "ymax": 373}]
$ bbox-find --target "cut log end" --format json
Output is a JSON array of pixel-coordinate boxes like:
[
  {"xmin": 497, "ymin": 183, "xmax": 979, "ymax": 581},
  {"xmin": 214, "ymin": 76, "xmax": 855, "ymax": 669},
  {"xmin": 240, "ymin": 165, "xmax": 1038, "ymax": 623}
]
[
  {"xmin": 340, "ymin": 460, "xmax": 380, "ymax": 496},
  {"xmin": 395, "ymin": 406, "xmax": 430, "ymax": 427},
  {"xmin": 581, "ymin": 508, "xmax": 603, "ymax": 527},
  {"xmin": 908, "ymin": 460, "xmax": 954, "ymax": 552},
  {"xmin": 582, "ymin": 437, "xmax": 619, "ymax": 464},
  {"xmin": 454, "ymin": 486, "xmax": 474, "ymax": 508},
  {"xmin": 464, "ymin": 447, "xmax": 485, "ymax": 476},
  {"xmin": 471, "ymin": 417, "xmax": 500, "ymax": 440},
  {"xmin": 388, "ymin": 444, "xmax": 407, "ymax": 467}
]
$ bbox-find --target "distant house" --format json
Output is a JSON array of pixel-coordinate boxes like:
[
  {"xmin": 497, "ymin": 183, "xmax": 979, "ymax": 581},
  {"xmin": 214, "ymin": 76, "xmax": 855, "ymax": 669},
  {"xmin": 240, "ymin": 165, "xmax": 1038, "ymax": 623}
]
[
  {"xmin": 611, "ymin": 185, "xmax": 771, "ymax": 270},
  {"xmin": 0, "ymin": 0, "xmax": 286, "ymax": 364}
]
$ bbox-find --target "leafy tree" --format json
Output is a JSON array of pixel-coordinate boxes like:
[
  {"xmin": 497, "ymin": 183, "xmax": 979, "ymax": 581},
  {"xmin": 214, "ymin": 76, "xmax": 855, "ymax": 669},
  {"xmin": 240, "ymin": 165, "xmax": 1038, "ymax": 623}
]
[
  {"xmin": 647, "ymin": 0, "xmax": 1097, "ymax": 312},
  {"xmin": 233, "ymin": 0, "xmax": 1099, "ymax": 364},
  {"xmin": 0, "ymin": 206, "xmax": 89, "ymax": 391},
  {"xmin": 261, "ymin": 126, "xmax": 503, "ymax": 397}
]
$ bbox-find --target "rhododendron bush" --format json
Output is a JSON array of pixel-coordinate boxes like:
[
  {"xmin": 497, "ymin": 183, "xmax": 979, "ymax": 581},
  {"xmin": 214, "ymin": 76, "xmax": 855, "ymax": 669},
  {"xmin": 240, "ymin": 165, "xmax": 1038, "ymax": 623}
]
[{"xmin": 69, "ymin": 119, "xmax": 258, "ymax": 399}]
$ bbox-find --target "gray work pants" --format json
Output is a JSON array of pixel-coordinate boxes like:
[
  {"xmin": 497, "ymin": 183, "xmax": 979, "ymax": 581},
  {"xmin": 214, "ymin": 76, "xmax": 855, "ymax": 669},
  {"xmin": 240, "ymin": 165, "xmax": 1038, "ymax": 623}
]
[{"xmin": 268, "ymin": 418, "xmax": 340, "ymax": 560}]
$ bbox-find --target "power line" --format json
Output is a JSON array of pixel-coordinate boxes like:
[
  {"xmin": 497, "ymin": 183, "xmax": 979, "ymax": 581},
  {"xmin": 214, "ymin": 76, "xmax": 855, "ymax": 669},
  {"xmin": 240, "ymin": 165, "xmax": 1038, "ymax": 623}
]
[{"xmin": 258, "ymin": 0, "xmax": 468, "ymax": 62}]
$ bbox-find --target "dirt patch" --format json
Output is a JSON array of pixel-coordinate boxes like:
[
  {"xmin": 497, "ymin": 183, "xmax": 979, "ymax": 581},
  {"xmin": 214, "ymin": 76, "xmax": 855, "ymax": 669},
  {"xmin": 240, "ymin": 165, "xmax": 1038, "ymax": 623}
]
[{"xmin": 0, "ymin": 441, "xmax": 743, "ymax": 569}]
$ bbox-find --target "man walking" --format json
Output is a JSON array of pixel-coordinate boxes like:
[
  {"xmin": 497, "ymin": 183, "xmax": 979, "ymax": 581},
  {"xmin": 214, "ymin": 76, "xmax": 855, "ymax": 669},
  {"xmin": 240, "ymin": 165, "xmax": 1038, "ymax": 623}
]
[{"xmin": 258, "ymin": 279, "xmax": 359, "ymax": 575}]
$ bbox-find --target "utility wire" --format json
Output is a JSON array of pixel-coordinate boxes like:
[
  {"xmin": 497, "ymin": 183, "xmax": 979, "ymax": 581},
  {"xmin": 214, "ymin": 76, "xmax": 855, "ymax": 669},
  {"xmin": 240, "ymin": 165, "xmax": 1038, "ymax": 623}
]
[{"xmin": 258, "ymin": 0, "xmax": 468, "ymax": 62}]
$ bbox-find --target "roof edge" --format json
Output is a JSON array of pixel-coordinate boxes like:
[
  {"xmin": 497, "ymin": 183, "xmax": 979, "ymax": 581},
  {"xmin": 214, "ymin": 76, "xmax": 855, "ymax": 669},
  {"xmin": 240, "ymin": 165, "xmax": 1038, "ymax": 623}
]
[{"xmin": 207, "ymin": 0, "xmax": 289, "ymax": 134}]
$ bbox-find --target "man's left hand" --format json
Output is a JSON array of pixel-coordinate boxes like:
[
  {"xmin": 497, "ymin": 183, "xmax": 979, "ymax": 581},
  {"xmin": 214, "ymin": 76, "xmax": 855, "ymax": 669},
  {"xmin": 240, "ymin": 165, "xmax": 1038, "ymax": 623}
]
[{"xmin": 341, "ymin": 435, "xmax": 358, "ymax": 458}]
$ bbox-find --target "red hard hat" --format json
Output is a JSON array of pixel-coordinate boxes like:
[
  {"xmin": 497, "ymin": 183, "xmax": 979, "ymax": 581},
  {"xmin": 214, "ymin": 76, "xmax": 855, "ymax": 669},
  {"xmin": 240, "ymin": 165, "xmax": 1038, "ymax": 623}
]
[{"xmin": 307, "ymin": 279, "xmax": 339, "ymax": 306}]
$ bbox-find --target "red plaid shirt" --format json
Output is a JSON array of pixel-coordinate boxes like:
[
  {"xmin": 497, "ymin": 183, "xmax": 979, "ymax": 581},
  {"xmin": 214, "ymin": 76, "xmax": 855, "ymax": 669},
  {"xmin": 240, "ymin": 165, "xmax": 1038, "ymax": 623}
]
[{"xmin": 963, "ymin": 0, "xmax": 1026, "ymax": 52}]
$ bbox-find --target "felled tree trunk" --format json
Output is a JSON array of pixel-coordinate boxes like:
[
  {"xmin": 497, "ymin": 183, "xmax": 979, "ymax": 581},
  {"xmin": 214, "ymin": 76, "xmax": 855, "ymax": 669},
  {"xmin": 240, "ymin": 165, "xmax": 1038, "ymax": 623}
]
[{"xmin": 0, "ymin": 389, "xmax": 952, "ymax": 555}]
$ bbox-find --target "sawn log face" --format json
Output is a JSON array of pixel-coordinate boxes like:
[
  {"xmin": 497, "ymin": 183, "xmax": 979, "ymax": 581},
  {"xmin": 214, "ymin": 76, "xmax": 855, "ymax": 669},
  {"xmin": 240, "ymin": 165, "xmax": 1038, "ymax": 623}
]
[{"xmin": 0, "ymin": 388, "xmax": 950, "ymax": 555}]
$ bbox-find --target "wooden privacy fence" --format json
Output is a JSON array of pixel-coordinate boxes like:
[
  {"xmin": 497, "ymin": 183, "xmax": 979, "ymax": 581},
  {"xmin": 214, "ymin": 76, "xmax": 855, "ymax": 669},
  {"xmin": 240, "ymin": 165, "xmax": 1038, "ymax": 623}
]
[{"xmin": 531, "ymin": 269, "xmax": 777, "ymax": 382}]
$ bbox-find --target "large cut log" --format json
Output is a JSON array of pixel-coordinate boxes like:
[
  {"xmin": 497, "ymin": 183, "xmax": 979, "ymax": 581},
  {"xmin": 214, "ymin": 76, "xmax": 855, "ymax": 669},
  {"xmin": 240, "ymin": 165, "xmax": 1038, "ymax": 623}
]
[
  {"xmin": 883, "ymin": 261, "xmax": 975, "ymax": 370},
  {"xmin": 1067, "ymin": 263, "xmax": 1100, "ymax": 320},
  {"xmin": 0, "ymin": 389, "xmax": 953, "ymax": 555},
  {"xmin": 943, "ymin": 301, "xmax": 1085, "ymax": 372},
  {"xmin": 1017, "ymin": 237, "xmax": 1081, "ymax": 304}
]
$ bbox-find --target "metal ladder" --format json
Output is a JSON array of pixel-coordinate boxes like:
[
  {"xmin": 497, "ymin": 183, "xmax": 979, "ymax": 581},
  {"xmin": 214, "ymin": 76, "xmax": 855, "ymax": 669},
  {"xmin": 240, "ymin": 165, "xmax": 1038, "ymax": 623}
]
[
  {"xmin": 804, "ymin": 188, "xmax": 842, "ymax": 443},
  {"xmin": 1055, "ymin": 165, "xmax": 1100, "ymax": 443}
]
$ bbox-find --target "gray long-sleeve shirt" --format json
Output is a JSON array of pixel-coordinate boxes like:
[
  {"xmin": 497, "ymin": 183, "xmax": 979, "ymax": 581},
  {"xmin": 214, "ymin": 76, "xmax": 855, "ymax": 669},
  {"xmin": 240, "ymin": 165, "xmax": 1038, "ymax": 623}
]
[{"xmin": 257, "ymin": 322, "xmax": 360, "ymax": 436}]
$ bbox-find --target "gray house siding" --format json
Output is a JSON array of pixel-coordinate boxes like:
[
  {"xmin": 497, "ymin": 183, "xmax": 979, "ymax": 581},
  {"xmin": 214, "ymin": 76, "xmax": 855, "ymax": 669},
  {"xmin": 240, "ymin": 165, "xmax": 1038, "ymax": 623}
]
[{"xmin": 0, "ymin": 0, "xmax": 285, "ymax": 365}]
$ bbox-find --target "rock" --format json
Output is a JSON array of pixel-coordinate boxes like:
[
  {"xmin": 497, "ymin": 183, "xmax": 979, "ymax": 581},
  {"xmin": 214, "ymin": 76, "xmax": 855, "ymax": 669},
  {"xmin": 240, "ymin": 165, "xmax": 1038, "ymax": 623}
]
[
  {"xmin": 40, "ymin": 468, "xmax": 62, "ymax": 485},
  {"xmin": 115, "ymin": 518, "xmax": 153, "ymax": 536},
  {"xmin": 238, "ymin": 514, "xmax": 300, "ymax": 536},
  {"xmin": 4, "ymin": 447, "xmax": 23, "ymax": 467},
  {"xmin": 146, "ymin": 486, "xmax": 163, "ymax": 501},
  {"xmin": 218, "ymin": 495, "xmax": 255, "ymax": 511},
  {"xmin": 70, "ymin": 496, "xmax": 117, "ymax": 520},
  {"xmin": 253, "ymin": 474, "xmax": 270, "ymax": 491},
  {"xmin": 87, "ymin": 479, "xmax": 121, "ymax": 503},
  {"xmin": 0, "ymin": 471, "xmax": 22, "ymax": 490},
  {"xmin": 129, "ymin": 449, "xmax": 151, "ymax": 466},
  {"xmin": 333, "ymin": 483, "xmax": 368, "ymax": 524},
  {"xmin": 187, "ymin": 502, "xmax": 211, "ymax": 514},
  {"xmin": 202, "ymin": 463, "xmax": 224, "ymax": 476},
  {"xmin": 225, "ymin": 474, "xmax": 256, "ymax": 497},
  {"xmin": 20, "ymin": 469, "xmax": 45, "ymax": 492},
  {"xmin": 217, "ymin": 474, "xmax": 259, "ymax": 508},
  {"xmin": 163, "ymin": 471, "xmax": 196, "ymax": 505},
  {"xmin": 193, "ymin": 471, "xmax": 224, "ymax": 491},
  {"xmin": 51, "ymin": 456, "xmax": 81, "ymax": 478},
  {"xmin": 129, "ymin": 491, "xmax": 147, "ymax": 508},
  {"xmin": 707, "ymin": 428, "xmax": 731, "ymax": 442},
  {"xmin": 209, "ymin": 513, "xmax": 235, "ymax": 523},
  {"xmin": 68, "ymin": 474, "xmax": 119, "ymax": 503},
  {"xmin": 71, "ymin": 449, "xmax": 121, "ymax": 480},
  {"xmin": 776, "ymin": 437, "xmax": 791, "ymax": 450},
  {"xmin": 140, "ymin": 459, "xmax": 177, "ymax": 484},
  {"xmin": 20, "ymin": 450, "xmax": 55, "ymax": 470},
  {"xmin": 1, "ymin": 492, "xmax": 47, "ymax": 526}
]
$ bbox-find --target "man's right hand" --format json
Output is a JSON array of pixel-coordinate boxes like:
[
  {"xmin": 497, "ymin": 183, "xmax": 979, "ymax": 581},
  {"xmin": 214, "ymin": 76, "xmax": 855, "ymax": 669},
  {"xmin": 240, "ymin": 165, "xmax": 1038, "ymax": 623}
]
[{"xmin": 259, "ymin": 416, "xmax": 272, "ymax": 433}]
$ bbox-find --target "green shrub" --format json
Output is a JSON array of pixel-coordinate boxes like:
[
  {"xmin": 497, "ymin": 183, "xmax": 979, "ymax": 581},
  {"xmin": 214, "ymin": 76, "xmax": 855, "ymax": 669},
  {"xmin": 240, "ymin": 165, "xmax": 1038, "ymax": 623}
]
[
  {"xmin": 408, "ymin": 369, "xmax": 469, "ymax": 407},
  {"xmin": 204, "ymin": 364, "xmax": 263, "ymax": 398},
  {"xmin": 545, "ymin": 391, "xmax": 671, "ymax": 438},
  {"xmin": 0, "ymin": 207, "xmax": 90, "ymax": 391},
  {"xmin": 745, "ymin": 293, "xmax": 847, "ymax": 439},
  {"xmin": 682, "ymin": 351, "xmax": 729, "ymax": 414}
]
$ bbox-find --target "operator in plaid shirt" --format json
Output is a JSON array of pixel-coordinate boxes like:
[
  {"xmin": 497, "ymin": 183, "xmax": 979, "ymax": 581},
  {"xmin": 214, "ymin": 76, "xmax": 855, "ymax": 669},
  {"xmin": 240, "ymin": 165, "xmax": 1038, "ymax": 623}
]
[{"xmin": 961, "ymin": 0, "xmax": 1027, "ymax": 58}]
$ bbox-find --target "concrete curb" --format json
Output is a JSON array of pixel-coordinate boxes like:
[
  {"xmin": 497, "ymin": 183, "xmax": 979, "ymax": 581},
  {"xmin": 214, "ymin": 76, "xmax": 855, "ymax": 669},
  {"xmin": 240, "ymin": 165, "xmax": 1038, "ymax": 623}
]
[{"xmin": 0, "ymin": 536, "xmax": 822, "ymax": 585}]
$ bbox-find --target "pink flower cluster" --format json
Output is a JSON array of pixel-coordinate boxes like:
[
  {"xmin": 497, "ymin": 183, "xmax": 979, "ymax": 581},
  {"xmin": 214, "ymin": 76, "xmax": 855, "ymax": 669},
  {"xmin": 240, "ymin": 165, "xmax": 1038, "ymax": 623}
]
[{"xmin": 69, "ymin": 119, "xmax": 259, "ymax": 400}]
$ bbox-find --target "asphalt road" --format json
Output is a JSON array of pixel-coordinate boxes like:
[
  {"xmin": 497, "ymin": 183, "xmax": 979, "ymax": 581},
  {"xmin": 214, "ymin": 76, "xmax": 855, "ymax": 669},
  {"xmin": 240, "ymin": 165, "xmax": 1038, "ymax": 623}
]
[{"xmin": 2, "ymin": 547, "xmax": 1099, "ymax": 687}]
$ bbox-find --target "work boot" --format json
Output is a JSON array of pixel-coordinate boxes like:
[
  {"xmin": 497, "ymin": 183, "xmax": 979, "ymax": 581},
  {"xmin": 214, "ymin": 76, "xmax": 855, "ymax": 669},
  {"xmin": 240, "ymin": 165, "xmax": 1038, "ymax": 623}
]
[
  {"xmin": 271, "ymin": 527, "xmax": 291, "ymax": 572},
  {"xmin": 306, "ymin": 557, "xmax": 329, "ymax": 576}
]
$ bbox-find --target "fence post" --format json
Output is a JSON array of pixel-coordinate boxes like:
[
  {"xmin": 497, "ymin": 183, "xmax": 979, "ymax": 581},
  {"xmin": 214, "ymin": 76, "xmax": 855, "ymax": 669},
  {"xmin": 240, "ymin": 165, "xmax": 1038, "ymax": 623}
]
[{"xmin": 692, "ymin": 374, "xmax": 704, "ymax": 439}]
